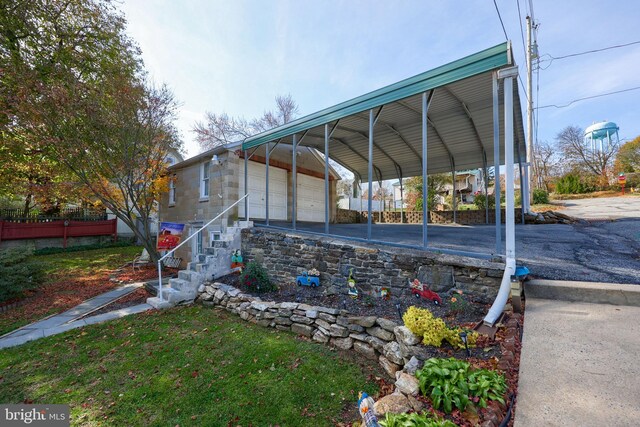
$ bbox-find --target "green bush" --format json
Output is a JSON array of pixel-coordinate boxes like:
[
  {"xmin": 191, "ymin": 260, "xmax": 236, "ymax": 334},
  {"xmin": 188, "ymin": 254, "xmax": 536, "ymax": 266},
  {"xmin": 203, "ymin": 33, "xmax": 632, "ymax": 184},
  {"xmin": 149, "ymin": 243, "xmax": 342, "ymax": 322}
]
[
  {"xmin": 0, "ymin": 248, "xmax": 43, "ymax": 304},
  {"xmin": 532, "ymin": 189, "xmax": 549, "ymax": 204},
  {"xmin": 473, "ymin": 194, "xmax": 495, "ymax": 210},
  {"xmin": 239, "ymin": 261, "xmax": 276, "ymax": 293},
  {"xmin": 555, "ymin": 173, "xmax": 595, "ymax": 194},
  {"xmin": 380, "ymin": 411, "xmax": 456, "ymax": 427},
  {"xmin": 416, "ymin": 357, "xmax": 506, "ymax": 413}
]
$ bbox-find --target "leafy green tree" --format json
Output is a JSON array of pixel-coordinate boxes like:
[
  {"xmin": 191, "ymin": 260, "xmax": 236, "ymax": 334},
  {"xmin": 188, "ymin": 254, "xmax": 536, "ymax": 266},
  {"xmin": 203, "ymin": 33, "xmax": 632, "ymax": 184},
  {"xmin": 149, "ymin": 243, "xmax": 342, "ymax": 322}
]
[
  {"xmin": 1, "ymin": 0, "xmax": 181, "ymax": 261},
  {"xmin": 405, "ymin": 174, "xmax": 451, "ymax": 211}
]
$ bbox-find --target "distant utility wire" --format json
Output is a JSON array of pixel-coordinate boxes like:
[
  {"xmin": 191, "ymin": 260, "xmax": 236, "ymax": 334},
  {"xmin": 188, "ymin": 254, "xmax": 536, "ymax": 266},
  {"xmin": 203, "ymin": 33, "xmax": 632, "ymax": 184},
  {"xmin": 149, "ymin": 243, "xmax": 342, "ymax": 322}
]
[
  {"xmin": 537, "ymin": 40, "xmax": 640, "ymax": 69},
  {"xmin": 536, "ymin": 86, "xmax": 640, "ymax": 109},
  {"xmin": 492, "ymin": 0, "xmax": 509, "ymax": 40}
]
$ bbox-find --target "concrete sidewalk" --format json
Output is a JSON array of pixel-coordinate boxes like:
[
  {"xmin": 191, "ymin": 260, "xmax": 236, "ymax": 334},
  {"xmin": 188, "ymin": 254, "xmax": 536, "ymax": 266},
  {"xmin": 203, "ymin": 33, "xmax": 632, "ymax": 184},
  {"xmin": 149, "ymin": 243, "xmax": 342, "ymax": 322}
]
[
  {"xmin": 515, "ymin": 298, "xmax": 640, "ymax": 426},
  {"xmin": 0, "ymin": 282, "xmax": 152, "ymax": 349}
]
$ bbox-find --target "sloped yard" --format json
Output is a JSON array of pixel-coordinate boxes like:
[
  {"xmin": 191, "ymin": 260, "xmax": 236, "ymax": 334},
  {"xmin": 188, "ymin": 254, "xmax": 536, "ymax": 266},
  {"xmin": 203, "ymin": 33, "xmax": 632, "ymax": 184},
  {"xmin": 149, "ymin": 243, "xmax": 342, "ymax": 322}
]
[
  {"xmin": 0, "ymin": 246, "xmax": 150, "ymax": 335},
  {"xmin": 0, "ymin": 306, "xmax": 380, "ymax": 426}
]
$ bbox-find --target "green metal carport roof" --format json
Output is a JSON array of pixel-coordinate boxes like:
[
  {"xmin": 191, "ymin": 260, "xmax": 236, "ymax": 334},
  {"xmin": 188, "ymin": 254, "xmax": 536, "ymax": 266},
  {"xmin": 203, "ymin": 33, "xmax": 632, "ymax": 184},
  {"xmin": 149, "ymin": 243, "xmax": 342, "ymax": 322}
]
[{"xmin": 242, "ymin": 42, "xmax": 525, "ymax": 181}]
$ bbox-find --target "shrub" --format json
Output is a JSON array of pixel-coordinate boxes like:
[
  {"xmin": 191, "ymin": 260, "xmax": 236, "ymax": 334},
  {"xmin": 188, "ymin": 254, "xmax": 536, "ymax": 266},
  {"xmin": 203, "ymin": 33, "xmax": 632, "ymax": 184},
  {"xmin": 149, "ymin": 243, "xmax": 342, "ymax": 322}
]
[
  {"xmin": 379, "ymin": 411, "xmax": 456, "ymax": 427},
  {"xmin": 416, "ymin": 358, "xmax": 507, "ymax": 413},
  {"xmin": 239, "ymin": 261, "xmax": 276, "ymax": 293},
  {"xmin": 402, "ymin": 306, "xmax": 478, "ymax": 349},
  {"xmin": 473, "ymin": 193, "xmax": 495, "ymax": 210},
  {"xmin": 448, "ymin": 291, "xmax": 469, "ymax": 315},
  {"xmin": 34, "ymin": 238, "xmax": 136, "ymax": 256},
  {"xmin": 0, "ymin": 248, "xmax": 43, "ymax": 304},
  {"xmin": 532, "ymin": 189, "xmax": 549, "ymax": 204},
  {"xmin": 555, "ymin": 173, "xmax": 595, "ymax": 194}
]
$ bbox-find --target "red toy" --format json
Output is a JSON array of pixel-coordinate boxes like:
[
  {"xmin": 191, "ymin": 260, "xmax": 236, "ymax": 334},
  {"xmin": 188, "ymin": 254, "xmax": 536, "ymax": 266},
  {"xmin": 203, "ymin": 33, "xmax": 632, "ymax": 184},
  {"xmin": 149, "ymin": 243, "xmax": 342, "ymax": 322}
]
[{"xmin": 410, "ymin": 279, "xmax": 442, "ymax": 305}]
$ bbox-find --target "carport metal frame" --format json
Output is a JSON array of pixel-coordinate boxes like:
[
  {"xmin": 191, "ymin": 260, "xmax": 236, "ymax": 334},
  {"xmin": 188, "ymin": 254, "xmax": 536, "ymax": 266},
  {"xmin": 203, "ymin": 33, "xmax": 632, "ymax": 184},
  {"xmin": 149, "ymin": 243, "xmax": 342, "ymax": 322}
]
[{"xmin": 241, "ymin": 42, "xmax": 525, "ymax": 260}]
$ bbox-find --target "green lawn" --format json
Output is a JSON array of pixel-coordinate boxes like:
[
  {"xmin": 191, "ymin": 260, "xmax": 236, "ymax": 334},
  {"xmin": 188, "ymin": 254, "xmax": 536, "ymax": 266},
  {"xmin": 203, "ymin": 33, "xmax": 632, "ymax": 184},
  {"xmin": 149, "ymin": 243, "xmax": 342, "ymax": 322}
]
[{"xmin": 0, "ymin": 306, "xmax": 379, "ymax": 426}]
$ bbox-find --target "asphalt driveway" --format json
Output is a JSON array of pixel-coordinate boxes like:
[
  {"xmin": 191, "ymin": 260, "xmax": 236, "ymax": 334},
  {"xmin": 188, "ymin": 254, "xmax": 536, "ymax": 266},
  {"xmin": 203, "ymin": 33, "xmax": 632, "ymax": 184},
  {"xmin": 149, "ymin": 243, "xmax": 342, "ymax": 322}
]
[{"xmin": 262, "ymin": 197, "xmax": 640, "ymax": 284}]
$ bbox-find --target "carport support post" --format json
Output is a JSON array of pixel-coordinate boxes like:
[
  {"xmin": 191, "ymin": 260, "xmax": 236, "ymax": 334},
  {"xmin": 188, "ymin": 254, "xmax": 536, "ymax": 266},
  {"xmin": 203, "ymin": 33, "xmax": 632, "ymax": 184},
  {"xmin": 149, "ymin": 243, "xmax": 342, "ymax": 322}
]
[
  {"xmin": 367, "ymin": 109, "xmax": 373, "ymax": 240},
  {"xmin": 324, "ymin": 125, "xmax": 329, "ymax": 234},
  {"xmin": 493, "ymin": 72, "xmax": 502, "ymax": 254},
  {"xmin": 244, "ymin": 150, "xmax": 249, "ymax": 220},
  {"xmin": 265, "ymin": 142, "xmax": 270, "ymax": 226},
  {"xmin": 292, "ymin": 134, "xmax": 297, "ymax": 230},
  {"xmin": 452, "ymin": 166, "xmax": 457, "ymax": 223},
  {"xmin": 516, "ymin": 139, "xmax": 526, "ymax": 224},
  {"xmin": 483, "ymin": 154, "xmax": 489, "ymax": 224},
  {"xmin": 502, "ymin": 67, "xmax": 517, "ymax": 261},
  {"xmin": 421, "ymin": 91, "xmax": 428, "ymax": 249}
]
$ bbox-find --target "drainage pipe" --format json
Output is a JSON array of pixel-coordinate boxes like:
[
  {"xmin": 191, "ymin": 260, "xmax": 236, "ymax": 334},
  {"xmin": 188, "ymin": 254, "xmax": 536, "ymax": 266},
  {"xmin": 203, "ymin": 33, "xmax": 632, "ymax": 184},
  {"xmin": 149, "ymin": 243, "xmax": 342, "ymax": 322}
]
[{"xmin": 484, "ymin": 66, "xmax": 518, "ymax": 326}]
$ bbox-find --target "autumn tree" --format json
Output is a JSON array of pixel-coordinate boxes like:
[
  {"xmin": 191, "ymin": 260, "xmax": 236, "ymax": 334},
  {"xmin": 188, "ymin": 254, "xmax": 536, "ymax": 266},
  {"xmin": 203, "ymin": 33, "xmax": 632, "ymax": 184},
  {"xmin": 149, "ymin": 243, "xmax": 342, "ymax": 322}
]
[
  {"xmin": 193, "ymin": 94, "xmax": 299, "ymax": 150},
  {"xmin": 556, "ymin": 125, "xmax": 617, "ymax": 185},
  {"xmin": 615, "ymin": 136, "xmax": 640, "ymax": 173},
  {"xmin": 531, "ymin": 140, "xmax": 562, "ymax": 191},
  {"xmin": 1, "ymin": 0, "xmax": 181, "ymax": 261},
  {"xmin": 404, "ymin": 174, "xmax": 451, "ymax": 211}
]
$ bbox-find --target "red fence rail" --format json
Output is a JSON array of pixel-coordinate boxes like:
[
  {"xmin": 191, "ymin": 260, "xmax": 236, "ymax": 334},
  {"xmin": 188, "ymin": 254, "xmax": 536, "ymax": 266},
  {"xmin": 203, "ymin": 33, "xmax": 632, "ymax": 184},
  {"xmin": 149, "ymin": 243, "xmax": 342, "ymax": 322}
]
[{"xmin": 0, "ymin": 219, "xmax": 117, "ymax": 248}]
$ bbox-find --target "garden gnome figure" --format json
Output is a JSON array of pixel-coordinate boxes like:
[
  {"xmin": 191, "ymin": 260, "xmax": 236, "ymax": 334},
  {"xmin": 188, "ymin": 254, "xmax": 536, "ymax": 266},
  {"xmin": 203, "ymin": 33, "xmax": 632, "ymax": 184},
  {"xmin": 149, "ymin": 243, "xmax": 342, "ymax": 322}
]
[
  {"xmin": 347, "ymin": 268, "xmax": 358, "ymax": 298},
  {"xmin": 231, "ymin": 250, "xmax": 244, "ymax": 272},
  {"xmin": 357, "ymin": 392, "xmax": 379, "ymax": 427}
]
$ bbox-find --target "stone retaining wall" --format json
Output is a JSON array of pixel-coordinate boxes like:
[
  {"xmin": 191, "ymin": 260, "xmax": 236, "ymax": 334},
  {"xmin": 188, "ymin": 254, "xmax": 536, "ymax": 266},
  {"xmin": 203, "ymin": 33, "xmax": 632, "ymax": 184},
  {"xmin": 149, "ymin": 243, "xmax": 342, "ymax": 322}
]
[
  {"xmin": 197, "ymin": 282, "xmax": 433, "ymax": 379},
  {"xmin": 241, "ymin": 228, "xmax": 504, "ymax": 303}
]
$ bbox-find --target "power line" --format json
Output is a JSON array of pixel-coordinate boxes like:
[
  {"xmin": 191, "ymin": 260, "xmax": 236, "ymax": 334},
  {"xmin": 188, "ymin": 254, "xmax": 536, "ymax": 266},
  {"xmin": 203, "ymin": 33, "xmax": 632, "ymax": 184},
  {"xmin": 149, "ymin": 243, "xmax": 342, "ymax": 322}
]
[
  {"xmin": 492, "ymin": 0, "xmax": 509, "ymax": 40},
  {"xmin": 538, "ymin": 40, "xmax": 640, "ymax": 68},
  {"xmin": 516, "ymin": 0, "xmax": 527, "ymax": 59},
  {"xmin": 536, "ymin": 86, "xmax": 640, "ymax": 109},
  {"xmin": 492, "ymin": 0, "xmax": 529, "ymax": 102}
]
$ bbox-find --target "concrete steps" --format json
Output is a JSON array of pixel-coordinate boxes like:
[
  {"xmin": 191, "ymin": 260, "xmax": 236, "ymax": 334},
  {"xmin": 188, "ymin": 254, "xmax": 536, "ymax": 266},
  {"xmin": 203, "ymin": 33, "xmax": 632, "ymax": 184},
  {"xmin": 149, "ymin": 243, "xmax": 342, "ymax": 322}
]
[
  {"xmin": 525, "ymin": 279, "xmax": 640, "ymax": 307},
  {"xmin": 148, "ymin": 220, "xmax": 251, "ymax": 308}
]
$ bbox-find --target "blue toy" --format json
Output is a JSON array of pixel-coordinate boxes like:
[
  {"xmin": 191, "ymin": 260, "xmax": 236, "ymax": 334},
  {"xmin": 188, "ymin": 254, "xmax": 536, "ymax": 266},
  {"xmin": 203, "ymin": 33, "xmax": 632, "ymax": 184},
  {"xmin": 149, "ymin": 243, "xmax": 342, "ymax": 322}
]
[{"xmin": 296, "ymin": 272, "xmax": 320, "ymax": 287}]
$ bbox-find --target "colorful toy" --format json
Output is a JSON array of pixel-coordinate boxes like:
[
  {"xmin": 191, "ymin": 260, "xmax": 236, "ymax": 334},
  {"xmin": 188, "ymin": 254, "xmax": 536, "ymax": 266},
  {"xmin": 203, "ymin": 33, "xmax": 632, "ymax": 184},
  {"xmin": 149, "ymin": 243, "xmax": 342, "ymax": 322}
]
[
  {"xmin": 347, "ymin": 268, "xmax": 358, "ymax": 298},
  {"xmin": 380, "ymin": 287, "xmax": 390, "ymax": 300},
  {"xmin": 410, "ymin": 278, "xmax": 442, "ymax": 305},
  {"xmin": 231, "ymin": 250, "xmax": 244, "ymax": 272},
  {"xmin": 296, "ymin": 271, "xmax": 320, "ymax": 287},
  {"xmin": 357, "ymin": 392, "xmax": 379, "ymax": 427}
]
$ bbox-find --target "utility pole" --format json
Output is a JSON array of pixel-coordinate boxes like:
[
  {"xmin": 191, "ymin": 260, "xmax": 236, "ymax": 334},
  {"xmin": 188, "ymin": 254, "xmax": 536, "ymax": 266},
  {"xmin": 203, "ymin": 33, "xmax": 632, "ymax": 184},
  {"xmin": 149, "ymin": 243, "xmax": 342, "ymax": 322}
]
[{"xmin": 525, "ymin": 15, "xmax": 535, "ymax": 212}]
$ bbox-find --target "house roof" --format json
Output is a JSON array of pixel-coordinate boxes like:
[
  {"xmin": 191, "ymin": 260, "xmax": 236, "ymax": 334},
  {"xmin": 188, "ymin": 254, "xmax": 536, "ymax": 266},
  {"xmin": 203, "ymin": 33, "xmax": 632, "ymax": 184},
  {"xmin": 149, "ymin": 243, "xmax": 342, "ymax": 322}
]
[{"xmin": 241, "ymin": 42, "xmax": 526, "ymax": 181}]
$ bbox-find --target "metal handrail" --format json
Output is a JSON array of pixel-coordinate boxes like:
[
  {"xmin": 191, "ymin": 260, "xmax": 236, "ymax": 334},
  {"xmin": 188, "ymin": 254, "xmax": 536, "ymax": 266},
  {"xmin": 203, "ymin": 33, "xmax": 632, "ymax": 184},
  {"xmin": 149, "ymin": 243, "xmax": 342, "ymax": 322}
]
[{"xmin": 157, "ymin": 194, "xmax": 249, "ymax": 300}]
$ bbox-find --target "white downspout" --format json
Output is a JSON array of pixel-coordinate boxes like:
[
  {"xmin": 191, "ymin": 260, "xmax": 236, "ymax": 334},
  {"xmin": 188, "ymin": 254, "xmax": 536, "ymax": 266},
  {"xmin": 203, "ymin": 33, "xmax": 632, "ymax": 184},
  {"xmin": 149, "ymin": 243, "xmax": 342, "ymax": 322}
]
[{"xmin": 484, "ymin": 66, "xmax": 518, "ymax": 326}]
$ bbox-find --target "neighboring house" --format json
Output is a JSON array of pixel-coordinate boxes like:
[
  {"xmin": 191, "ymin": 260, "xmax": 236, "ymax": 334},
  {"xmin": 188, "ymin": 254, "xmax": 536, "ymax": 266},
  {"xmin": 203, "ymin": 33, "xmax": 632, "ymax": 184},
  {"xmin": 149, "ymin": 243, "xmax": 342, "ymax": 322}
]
[
  {"xmin": 159, "ymin": 142, "xmax": 340, "ymax": 266},
  {"xmin": 441, "ymin": 170, "xmax": 483, "ymax": 203},
  {"xmin": 392, "ymin": 180, "xmax": 407, "ymax": 209}
]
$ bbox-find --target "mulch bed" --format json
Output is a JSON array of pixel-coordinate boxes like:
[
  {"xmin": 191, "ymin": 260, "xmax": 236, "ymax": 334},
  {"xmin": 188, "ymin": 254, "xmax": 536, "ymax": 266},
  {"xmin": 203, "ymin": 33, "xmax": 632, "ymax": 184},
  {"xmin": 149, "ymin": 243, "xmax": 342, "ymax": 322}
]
[
  {"xmin": 86, "ymin": 287, "xmax": 153, "ymax": 318},
  {"xmin": 215, "ymin": 272, "xmax": 524, "ymax": 426},
  {"xmin": 0, "ymin": 265, "xmax": 175, "ymax": 335}
]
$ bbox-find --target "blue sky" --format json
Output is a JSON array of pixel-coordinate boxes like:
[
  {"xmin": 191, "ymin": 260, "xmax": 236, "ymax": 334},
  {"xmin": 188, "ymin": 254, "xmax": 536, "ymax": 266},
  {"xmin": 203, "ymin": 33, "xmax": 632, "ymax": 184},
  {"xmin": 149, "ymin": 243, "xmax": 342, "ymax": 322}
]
[{"xmin": 121, "ymin": 0, "xmax": 640, "ymax": 158}]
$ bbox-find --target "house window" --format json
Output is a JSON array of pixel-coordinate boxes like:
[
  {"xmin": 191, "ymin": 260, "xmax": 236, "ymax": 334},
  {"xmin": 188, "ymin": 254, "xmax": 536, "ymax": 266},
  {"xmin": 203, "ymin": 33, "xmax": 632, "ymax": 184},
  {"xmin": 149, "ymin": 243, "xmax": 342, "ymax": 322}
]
[
  {"xmin": 168, "ymin": 176, "xmax": 176, "ymax": 205},
  {"xmin": 200, "ymin": 161, "xmax": 210, "ymax": 199}
]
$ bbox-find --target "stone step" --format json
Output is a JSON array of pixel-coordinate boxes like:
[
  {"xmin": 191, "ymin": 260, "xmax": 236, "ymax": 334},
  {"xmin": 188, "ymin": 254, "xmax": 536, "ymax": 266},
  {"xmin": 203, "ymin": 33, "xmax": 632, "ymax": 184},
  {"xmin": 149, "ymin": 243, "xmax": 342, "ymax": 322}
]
[
  {"xmin": 169, "ymin": 278, "xmax": 192, "ymax": 293},
  {"xmin": 178, "ymin": 269, "xmax": 203, "ymax": 282},
  {"xmin": 234, "ymin": 220, "xmax": 253, "ymax": 228}
]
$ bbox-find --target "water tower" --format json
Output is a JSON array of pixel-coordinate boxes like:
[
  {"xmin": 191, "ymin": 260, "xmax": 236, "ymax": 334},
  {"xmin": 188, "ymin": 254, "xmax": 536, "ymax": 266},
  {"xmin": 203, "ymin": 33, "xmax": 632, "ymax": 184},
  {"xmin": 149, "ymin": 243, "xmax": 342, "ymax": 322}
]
[{"xmin": 584, "ymin": 121, "xmax": 619, "ymax": 152}]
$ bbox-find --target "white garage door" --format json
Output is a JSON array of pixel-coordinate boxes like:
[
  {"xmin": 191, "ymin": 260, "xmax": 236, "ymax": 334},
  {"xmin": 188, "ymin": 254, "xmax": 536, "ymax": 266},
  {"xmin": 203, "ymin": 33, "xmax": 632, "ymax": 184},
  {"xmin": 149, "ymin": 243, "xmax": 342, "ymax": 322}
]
[
  {"xmin": 239, "ymin": 161, "xmax": 287, "ymax": 220},
  {"xmin": 297, "ymin": 173, "xmax": 326, "ymax": 222}
]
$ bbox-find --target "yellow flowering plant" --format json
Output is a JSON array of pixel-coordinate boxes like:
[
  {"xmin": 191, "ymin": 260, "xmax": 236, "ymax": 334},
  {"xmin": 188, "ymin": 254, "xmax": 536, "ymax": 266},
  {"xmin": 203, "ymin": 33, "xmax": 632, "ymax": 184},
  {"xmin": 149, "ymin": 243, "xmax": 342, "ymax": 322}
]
[{"xmin": 402, "ymin": 306, "xmax": 478, "ymax": 349}]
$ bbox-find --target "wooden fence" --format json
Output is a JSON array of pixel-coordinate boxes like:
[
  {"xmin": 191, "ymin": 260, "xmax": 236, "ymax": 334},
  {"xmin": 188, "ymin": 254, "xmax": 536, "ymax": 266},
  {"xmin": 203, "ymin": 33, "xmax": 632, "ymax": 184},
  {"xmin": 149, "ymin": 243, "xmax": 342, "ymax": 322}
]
[
  {"xmin": 0, "ymin": 207, "xmax": 107, "ymax": 223},
  {"xmin": 0, "ymin": 219, "xmax": 117, "ymax": 248}
]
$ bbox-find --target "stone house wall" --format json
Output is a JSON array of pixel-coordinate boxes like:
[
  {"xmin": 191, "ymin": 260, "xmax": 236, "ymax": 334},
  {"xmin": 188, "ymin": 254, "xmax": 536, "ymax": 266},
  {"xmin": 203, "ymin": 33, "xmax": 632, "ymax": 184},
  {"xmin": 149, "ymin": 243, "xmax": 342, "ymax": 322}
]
[{"xmin": 241, "ymin": 228, "xmax": 505, "ymax": 303}]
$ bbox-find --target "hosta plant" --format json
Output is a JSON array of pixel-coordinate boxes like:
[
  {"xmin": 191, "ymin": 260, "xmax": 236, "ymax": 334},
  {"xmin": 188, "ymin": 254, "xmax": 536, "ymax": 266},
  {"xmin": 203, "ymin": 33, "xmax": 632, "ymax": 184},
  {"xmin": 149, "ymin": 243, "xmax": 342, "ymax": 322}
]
[
  {"xmin": 416, "ymin": 357, "xmax": 507, "ymax": 414},
  {"xmin": 379, "ymin": 411, "xmax": 457, "ymax": 427}
]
